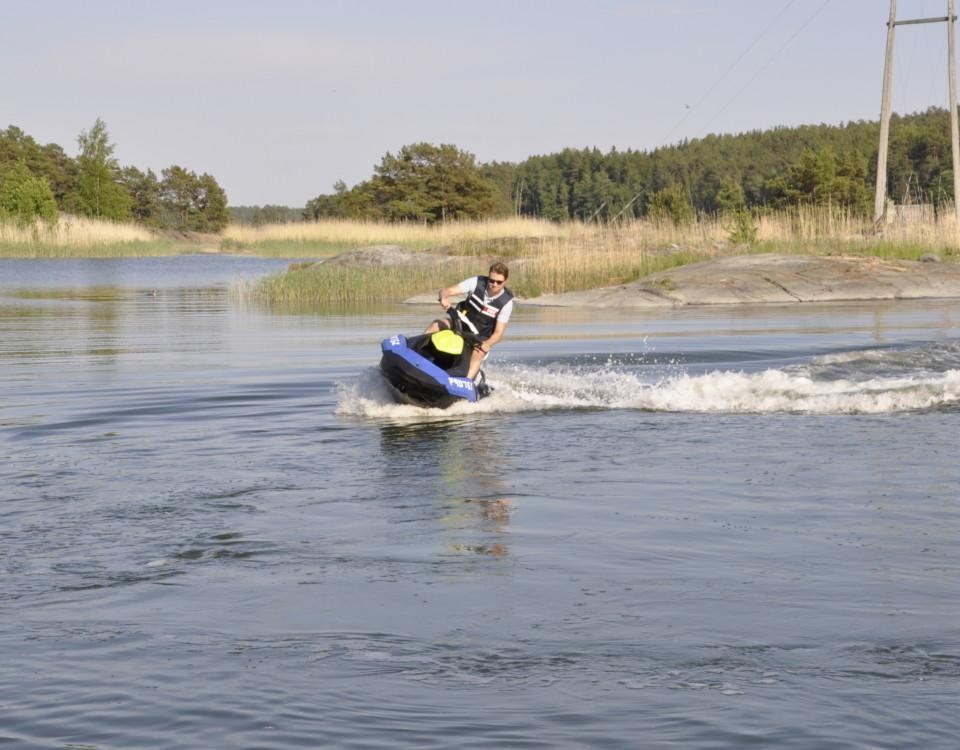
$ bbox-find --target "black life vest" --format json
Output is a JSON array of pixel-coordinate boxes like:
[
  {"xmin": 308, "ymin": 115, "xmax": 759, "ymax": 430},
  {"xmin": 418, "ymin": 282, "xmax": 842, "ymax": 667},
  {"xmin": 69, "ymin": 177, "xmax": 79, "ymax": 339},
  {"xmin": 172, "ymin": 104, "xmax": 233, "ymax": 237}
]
[{"xmin": 457, "ymin": 276, "xmax": 513, "ymax": 339}]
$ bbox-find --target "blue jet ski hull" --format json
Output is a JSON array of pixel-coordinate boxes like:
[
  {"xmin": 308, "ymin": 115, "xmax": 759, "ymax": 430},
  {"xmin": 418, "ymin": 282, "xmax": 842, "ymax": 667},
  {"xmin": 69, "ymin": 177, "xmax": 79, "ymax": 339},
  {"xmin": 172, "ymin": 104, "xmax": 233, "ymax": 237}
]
[{"xmin": 379, "ymin": 333, "xmax": 481, "ymax": 408}]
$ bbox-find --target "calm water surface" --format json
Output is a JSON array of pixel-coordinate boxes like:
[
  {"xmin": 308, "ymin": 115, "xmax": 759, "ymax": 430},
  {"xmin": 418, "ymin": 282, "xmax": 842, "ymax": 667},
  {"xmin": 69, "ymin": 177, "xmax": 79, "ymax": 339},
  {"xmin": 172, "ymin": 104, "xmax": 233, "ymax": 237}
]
[{"xmin": 2, "ymin": 256, "xmax": 960, "ymax": 748}]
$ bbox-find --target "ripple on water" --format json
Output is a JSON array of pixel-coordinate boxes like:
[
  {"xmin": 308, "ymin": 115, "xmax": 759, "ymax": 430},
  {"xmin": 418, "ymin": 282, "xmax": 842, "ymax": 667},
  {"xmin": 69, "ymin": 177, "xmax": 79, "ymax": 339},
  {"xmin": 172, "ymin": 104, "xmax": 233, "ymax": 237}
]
[
  {"xmin": 5, "ymin": 288, "xmax": 960, "ymax": 748},
  {"xmin": 4, "ymin": 624, "xmax": 959, "ymax": 748},
  {"xmin": 175, "ymin": 531, "xmax": 282, "ymax": 563}
]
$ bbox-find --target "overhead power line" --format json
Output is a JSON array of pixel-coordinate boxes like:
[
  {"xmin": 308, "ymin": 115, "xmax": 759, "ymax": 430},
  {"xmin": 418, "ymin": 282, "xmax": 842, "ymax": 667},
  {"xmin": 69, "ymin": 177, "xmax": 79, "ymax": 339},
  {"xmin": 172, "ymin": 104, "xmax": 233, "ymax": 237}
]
[
  {"xmin": 695, "ymin": 0, "xmax": 833, "ymax": 138},
  {"xmin": 660, "ymin": 0, "xmax": 798, "ymax": 146}
]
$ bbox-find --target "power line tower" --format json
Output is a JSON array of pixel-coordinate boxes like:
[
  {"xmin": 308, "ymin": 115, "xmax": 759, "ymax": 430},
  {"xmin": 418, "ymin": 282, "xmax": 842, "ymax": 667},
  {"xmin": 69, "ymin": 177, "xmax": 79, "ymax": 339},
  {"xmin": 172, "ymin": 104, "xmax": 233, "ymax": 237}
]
[{"xmin": 875, "ymin": 0, "xmax": 960, "ymax": 224}]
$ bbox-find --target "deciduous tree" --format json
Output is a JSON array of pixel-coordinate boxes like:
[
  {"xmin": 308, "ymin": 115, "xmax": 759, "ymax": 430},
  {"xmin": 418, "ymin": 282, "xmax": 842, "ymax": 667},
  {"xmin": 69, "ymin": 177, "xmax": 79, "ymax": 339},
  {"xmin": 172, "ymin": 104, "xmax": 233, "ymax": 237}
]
[
  {"xmin": 0, "ymin": 161, "xmax": 58, "ymax": 225},
  {"xmin": 75, "ymin": 118, "xmax": 132, "ymax": 220}
]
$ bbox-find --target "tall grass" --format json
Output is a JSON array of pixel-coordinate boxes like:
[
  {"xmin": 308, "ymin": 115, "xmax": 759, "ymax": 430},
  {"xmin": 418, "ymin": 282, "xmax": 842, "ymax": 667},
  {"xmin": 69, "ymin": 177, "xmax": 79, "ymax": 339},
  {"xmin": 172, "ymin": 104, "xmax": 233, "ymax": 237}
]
[
  {"xmin": 237, "ymin": 257, "xmax": 480, "ymax": 312},
  {"xmin": 751, "ymin": 206, "xmax": 960, "ymax": 262},
  {"xmin": 756, "ymin": 204, "xmax": 960, "ymax": 248},
  {"xmin": 8, "ymin": 208, "xmax": 958, "ymax": 301},
  {"xmin": 243, "ymin": 208, "xmax": 960, "ymax": 307},
  {"xmin": 0, "ymin": 216, "xmax": 179, "ymax": 258},
  {"xmin": 221, "ymin": 217, "xmax": 575, "ymax": 256}
]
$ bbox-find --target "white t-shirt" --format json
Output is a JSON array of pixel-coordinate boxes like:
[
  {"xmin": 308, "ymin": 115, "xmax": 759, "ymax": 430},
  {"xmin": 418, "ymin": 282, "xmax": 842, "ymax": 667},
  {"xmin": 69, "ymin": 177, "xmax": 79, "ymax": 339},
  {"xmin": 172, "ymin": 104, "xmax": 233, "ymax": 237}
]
[{"xmin": 457, "ymin": 276, "xmax": 514, "ymax": 324}]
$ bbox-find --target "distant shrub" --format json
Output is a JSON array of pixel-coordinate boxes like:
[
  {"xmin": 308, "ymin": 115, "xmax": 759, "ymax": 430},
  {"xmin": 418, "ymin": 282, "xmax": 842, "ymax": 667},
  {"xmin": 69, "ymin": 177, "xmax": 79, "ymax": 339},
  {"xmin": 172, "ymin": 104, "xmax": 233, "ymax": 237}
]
[
  {"xmin": 647, "ymin": 185, "xmax": 694, "ymax": 226},
  {"xmin": 727, "ymin": 208, "xmax": 758, "ymax": 245}
]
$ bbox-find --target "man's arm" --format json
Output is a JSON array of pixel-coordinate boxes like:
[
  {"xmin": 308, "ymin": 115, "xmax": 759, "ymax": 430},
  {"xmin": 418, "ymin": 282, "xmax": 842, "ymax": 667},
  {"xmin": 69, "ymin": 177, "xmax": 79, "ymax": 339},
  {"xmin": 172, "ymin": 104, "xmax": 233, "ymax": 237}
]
[
  {"xmin": 438, "ymin": 283, "xmax": 467, "ymax": 309},
  {"xmin": 479, "ymin": 320, "xmax": 508, "ymax": 353}
]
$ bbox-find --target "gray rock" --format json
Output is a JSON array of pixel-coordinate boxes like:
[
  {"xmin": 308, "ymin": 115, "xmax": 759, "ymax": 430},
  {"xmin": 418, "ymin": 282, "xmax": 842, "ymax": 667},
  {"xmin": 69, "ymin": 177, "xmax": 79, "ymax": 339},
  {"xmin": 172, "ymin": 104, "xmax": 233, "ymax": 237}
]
[
  {"xmin": 290, "ymin": 245, "xmax": 466, "ymax": 271},
  {"xmin": 324, "ymin": 245, "xmax": 448, "ymax": 267},
  {"xmin": 524, "ymin": 253, "xmax": 960, "ymax": 308}
]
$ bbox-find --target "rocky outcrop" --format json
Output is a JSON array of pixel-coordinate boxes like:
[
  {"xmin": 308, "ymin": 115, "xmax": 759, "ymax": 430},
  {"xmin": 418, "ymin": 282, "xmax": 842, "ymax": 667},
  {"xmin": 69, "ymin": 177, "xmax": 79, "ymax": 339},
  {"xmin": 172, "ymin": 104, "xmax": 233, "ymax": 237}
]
[{"xmin": 523, "ymin": 253, "xmax": 960, "ymax": 308}]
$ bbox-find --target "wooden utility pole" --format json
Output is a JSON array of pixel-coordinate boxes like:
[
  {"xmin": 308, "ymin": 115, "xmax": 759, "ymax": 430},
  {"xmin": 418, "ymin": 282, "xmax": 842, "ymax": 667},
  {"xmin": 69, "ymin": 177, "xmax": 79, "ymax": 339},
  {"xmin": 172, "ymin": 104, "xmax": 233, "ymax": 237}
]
[
  {"xmin": 875, "ymin": 0, "xmax": 897, "ymax": 224},
  {"xmin": 875, "ymin": 1, "xmax": 960, "ymax": 223},
  {"xmin": 949, "ymin": 0, "xmax": 960, "ymax": 220}
]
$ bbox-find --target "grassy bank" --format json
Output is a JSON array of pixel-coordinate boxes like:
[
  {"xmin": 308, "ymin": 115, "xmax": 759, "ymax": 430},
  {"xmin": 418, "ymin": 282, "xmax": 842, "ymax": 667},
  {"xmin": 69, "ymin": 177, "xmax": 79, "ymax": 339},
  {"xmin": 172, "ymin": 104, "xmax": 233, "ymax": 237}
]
[
  {"xmin": 0, "ymin": 217, "xmax": 184, "ymax": 258},
  {"xmin": 240, "ymin": 208, "xmax": 960, "ymax": 307},
  {"xmin": 238, "ymin": 258, "xmax": 480, "ymax": 310}
]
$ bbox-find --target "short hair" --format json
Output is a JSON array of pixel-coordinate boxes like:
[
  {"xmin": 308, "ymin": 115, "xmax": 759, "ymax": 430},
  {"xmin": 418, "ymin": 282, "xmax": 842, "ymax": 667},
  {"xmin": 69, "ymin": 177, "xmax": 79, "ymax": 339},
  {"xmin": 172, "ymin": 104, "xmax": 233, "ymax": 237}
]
[{"xmin": 489, "ymin": 261, "xmax": 509, "ymax": 279}]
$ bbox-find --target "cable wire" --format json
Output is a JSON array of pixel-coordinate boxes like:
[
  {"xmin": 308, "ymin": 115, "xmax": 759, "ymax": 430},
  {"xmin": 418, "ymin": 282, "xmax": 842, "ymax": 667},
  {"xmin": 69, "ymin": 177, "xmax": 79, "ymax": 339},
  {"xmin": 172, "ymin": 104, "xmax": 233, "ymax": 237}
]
[
  {"xmin": 695, "ymin": 0, "xmax": 833, "ymax": 138},
  {"xmin": 660, "ymin": 0, "xmax": 798, "ymax": 145}
]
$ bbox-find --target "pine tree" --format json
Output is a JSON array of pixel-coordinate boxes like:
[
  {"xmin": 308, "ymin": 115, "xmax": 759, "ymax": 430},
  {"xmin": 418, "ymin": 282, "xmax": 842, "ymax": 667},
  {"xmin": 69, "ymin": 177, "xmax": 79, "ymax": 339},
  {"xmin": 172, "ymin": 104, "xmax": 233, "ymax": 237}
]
[{"xmin": 197, "ymin": 173, "xmax": 229, "ymax": 231}]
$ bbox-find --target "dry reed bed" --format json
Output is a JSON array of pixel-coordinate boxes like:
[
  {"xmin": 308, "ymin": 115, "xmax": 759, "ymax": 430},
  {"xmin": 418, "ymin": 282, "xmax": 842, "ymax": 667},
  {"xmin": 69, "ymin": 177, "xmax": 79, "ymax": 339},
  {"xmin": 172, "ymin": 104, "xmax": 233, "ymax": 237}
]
[
  {"xmin": 0, "ymin": 216, "xmax": 176, "ymax": 258},
  {"xmin": 221, "ymin": 217, "xmax": 572, "ymax": 249},
  {"xmin": 5, "ymin": 211, "xmax": 960, "ymax": 302},
  {"xmin": 241, "ymin": 210, "xmax": 960, "ymax": 306}
]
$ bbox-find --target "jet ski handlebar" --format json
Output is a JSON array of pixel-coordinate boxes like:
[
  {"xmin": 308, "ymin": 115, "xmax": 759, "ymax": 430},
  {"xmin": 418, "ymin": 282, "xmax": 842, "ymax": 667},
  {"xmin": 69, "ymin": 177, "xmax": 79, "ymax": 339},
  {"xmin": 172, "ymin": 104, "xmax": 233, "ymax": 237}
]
[{"xmin": 447, "ymin": 306, "xmax": 482, "ymax": 345}]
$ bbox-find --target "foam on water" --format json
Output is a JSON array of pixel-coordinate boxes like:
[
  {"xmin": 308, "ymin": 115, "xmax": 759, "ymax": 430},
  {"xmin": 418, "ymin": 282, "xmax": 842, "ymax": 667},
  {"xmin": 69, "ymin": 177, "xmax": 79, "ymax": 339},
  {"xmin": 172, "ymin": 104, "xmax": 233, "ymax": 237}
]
[{"xmin": 339, "ymin": 342, "xmax": 960, "ymax": 417}]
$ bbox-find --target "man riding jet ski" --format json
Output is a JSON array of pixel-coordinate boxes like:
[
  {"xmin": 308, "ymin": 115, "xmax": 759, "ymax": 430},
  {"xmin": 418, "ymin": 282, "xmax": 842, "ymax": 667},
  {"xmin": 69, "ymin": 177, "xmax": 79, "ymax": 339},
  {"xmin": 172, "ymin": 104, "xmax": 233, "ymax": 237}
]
[{"xmin": 379, "ymin": 262, "xmax": 514, "ymax": 408}]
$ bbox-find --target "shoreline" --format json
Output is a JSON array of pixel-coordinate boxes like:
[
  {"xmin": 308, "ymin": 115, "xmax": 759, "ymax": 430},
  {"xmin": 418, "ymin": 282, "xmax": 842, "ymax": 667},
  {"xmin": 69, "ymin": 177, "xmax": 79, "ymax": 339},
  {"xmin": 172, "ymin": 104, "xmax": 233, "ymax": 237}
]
[{"xmin": 8, "ymin": 245, "xmax": 960, "ymax": 309}]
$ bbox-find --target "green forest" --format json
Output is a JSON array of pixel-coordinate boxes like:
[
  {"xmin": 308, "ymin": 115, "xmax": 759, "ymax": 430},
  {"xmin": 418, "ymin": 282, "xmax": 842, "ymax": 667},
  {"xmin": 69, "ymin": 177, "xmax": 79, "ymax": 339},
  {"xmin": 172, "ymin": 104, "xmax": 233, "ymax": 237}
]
[
  {"xmin": 302, "ymin": 107, "xmax": 958, "ymax": 225},
  {"xmin": 0, "ymin": 119, "xmax": 229, "ymax": 231},
  {"xmin": 4, "ymin": 108, "xmax": 959, "ymax": 231}
]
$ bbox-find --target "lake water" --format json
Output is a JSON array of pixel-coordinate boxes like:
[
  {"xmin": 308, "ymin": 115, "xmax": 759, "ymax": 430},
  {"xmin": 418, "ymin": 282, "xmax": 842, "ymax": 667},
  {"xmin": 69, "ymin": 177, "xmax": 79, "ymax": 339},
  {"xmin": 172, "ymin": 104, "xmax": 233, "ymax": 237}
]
[{"xmin": 2, "ymin": 255, "xmax": 960, "ymax": 749}]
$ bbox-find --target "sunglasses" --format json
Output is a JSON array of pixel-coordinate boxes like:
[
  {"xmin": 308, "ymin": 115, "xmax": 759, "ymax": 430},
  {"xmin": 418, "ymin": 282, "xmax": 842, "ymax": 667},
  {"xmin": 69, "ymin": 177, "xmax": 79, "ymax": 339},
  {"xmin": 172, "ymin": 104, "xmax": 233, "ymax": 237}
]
[{"xmin": 488, "ymin": 277, "xmax": 506, "ymax": 285}]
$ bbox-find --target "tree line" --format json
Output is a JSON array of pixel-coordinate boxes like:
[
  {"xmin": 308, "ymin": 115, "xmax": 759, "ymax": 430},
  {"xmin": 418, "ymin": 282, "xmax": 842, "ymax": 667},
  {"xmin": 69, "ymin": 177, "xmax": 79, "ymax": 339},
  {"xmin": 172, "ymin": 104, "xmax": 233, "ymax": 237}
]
[
  {"xmin": 303, "ymin": 107, "xmax": 959, "ymax": 225},
  {"xmin": 0, "ymin": 119, "xmax": 229, "ymax": 231},
  {"xmin": 9, "ymin": 108, "xmax": 954, "ymax": 231},
  {"xmin": 229, "ymin": 205, "xmax": 303, "ymax": 226}
]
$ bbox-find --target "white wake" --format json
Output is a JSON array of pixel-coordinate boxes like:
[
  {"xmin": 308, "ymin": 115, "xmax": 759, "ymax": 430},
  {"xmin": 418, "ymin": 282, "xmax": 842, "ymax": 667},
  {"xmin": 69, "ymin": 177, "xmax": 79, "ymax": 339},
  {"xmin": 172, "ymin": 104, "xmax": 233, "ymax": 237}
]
[{"xmin": 336, "ymin": 360, "xmax": 960, "ymax": 418}]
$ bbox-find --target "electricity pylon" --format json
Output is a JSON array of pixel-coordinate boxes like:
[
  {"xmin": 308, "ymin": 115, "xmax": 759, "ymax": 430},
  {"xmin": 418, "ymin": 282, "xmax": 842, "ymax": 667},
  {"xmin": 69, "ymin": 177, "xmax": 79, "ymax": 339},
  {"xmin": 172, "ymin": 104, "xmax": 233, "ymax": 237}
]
[{"xmin": 875, "ymin": 0, "xmax": 960, "ymax": 223}]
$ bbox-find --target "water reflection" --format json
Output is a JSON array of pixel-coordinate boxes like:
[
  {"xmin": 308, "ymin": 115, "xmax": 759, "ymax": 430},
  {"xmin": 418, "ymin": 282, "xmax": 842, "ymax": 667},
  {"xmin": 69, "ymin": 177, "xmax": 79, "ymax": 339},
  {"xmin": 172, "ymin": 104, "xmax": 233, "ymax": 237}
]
[
  {"xmin": 378, "ymin": 420, "xmax": 513, "ymax": 557},
  {"xmin": 0, "ymin": 289, "xmax": 125, "ymax": 365},
  {"xmin": 443, "ymin": 497, "xmax": 512, "ymax": 557},
  {"xmin": 0, "ymin": 286, "xmax": 232, "ymax": 368}
]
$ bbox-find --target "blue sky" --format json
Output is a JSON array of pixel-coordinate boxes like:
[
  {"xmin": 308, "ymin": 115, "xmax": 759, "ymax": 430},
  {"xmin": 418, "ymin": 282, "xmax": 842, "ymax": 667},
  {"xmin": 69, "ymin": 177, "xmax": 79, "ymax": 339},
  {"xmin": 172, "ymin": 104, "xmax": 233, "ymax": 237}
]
[{"xmin": 2, "ymin": 0, "xmax": 956, "ymax": 206}]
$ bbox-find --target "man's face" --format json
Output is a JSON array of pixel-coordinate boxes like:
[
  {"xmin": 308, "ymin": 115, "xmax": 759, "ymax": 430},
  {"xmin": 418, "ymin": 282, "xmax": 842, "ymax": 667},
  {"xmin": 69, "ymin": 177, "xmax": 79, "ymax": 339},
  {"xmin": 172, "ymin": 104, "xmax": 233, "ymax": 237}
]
[{"xmin": 488, "ymin": 274, "xmax": 506, "ymax": 290}]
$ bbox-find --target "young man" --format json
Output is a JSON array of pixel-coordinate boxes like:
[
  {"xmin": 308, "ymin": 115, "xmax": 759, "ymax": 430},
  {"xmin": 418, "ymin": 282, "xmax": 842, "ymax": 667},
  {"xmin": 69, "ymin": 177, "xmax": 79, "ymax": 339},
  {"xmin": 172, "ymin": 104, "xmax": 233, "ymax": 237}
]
[{"xmin": 425, "ymin": 262, "xmax": 514, "ymax": 380}]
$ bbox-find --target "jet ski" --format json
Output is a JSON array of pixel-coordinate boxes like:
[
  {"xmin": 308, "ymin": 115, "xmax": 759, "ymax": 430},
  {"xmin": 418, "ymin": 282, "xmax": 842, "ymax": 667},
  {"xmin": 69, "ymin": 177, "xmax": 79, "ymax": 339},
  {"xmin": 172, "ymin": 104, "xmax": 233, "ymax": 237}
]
[{"xmin": 380, "ymin": 307, "xmax": 492, "ymax": 408}]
